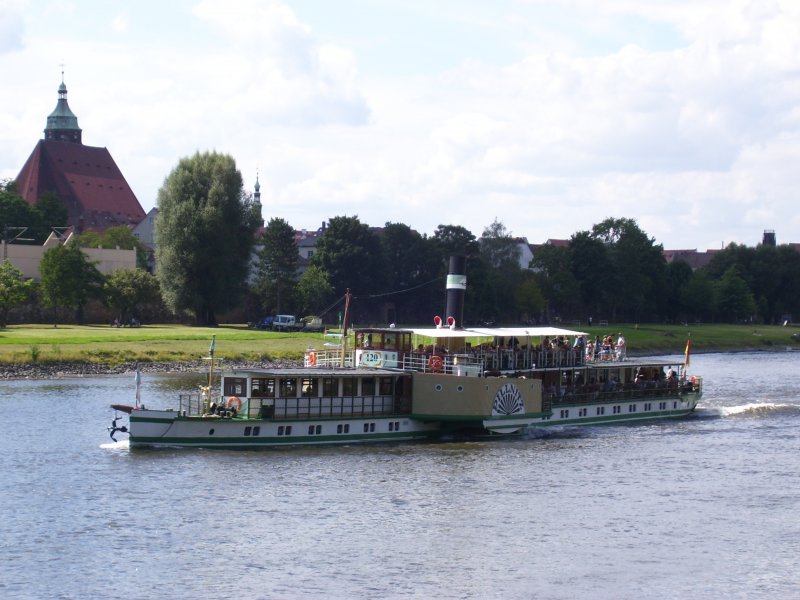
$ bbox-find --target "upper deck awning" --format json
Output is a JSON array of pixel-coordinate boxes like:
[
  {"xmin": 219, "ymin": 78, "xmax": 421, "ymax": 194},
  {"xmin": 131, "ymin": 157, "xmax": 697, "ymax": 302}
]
[{"xmin": 407, "ymin": 326, "xmax": 588, "ymax": 340}]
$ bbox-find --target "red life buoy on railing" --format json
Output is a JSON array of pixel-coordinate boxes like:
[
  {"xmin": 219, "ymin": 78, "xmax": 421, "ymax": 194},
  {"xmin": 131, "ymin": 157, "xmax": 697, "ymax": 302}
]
[
  {"xmin": 227, "ymin": 396, "xmax": 242, "ymax": 411},
  {"xmin": 428, "ymin": 355, "xmax": 444, "ymax": 373},
  {"xmin": 308, "ymin": 351, "xmax": 317, "ymax": 366}
]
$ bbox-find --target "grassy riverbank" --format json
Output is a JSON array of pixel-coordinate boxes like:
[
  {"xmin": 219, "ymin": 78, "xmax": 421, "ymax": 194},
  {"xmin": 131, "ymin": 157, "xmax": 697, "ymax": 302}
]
[{"xmin": 1, "ymin": 322, "xmax": 799, "ymax": 367}]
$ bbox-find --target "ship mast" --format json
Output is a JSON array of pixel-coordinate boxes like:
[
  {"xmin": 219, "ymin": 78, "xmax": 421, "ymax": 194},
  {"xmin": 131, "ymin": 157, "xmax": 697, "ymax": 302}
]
[{"xmin": 340, "ymin": 289, "xmax": 351, "ymax": 368}]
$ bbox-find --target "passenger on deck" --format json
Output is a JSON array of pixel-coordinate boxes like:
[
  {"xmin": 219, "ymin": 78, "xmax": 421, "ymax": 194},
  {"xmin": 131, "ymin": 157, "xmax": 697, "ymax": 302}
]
[{"xmin": 615, "ymin": 333, "xmax": 626, "ymax": 360}]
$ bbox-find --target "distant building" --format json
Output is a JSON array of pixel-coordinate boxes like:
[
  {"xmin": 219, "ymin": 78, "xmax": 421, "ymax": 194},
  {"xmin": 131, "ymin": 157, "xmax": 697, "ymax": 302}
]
[{"xmin": 15, "ymin": 77, "xmax": 145, "ymax": 234}]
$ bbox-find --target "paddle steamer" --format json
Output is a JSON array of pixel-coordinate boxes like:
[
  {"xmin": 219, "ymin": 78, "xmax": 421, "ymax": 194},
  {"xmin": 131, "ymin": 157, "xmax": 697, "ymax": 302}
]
[{"xmin": 109, "ymin": 257, "xmax": 702, "ymax": 448}]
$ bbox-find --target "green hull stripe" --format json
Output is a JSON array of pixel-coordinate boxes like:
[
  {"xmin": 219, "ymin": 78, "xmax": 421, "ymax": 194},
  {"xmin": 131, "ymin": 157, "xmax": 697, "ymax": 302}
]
[{"xmin": 130, "ymin": 430, "xmax": 436, "ymax": 447}]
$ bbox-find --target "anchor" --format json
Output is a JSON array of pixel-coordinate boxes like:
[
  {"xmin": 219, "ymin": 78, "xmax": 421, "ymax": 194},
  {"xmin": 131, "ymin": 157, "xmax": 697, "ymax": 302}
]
[{"xmin": 108, "ymin": 415, "xmax": 129, "ymax": 442}]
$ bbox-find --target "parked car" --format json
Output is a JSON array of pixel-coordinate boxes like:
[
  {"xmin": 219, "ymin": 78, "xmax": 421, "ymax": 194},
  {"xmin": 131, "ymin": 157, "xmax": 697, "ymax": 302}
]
[{"xmin": 254, "ymin": 316, "xmax": 274, "ymax": 329}]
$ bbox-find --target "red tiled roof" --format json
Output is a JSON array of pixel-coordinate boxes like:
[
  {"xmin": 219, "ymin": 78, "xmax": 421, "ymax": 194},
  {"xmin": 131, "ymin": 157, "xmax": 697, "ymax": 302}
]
[{"xmin": 15, "ymin": 139, "xmax": 145, "ymax": 233}]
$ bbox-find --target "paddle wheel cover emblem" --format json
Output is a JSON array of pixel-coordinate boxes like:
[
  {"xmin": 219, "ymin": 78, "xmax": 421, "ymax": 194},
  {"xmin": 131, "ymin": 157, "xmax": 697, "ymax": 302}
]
[{"xmin": 492, "ymin": 383, "xmax": 524, "ymax": 416}]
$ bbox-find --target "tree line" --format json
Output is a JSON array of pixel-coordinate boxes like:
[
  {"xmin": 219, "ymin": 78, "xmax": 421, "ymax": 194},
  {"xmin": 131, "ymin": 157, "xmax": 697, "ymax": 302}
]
[{"xmin": 3, "ymin": 151, "xmax": 800, "ymax": 327}]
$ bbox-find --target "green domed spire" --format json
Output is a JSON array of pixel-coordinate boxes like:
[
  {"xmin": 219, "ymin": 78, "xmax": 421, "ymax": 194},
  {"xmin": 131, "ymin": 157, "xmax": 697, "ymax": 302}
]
[{"xmin": 44, "ymin": 74, "xmax": 82, "ymax": 143}]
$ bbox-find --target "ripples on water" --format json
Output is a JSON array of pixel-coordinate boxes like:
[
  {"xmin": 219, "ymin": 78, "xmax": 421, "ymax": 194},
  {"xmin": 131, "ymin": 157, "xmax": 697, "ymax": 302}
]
[{"xmin": 0, "ymin": 353, "xmax": 799, "ymax": 599}]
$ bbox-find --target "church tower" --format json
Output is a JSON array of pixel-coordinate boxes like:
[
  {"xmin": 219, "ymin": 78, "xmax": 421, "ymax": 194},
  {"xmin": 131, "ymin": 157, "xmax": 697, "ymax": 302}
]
[
  {"xmin": 44, "ymin": 74, "xmax": 82, "ymax": 143},
  {"xmin": 16, "ymin": 75, "xmax": 145, "ymax": 233},
  {"xmin": 253, "ymin": 172, "xmax": 264, "ymax": 227}
]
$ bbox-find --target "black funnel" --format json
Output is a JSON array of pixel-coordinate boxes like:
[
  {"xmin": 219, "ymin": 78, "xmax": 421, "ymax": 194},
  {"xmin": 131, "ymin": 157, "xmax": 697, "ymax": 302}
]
[{"xmin": 444, "ymin": 255, "xmax": 466, "ymax": 329}]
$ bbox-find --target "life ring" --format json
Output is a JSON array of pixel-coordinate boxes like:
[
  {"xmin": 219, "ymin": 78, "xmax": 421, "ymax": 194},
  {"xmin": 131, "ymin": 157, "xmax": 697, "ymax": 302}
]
[
  {"xmin": 308, "ymin": 351, "xmax": 317, "ymax": 366},
  {"xmin": 428, "ymin": 355, "xmax": 444, "ymax": 373},
  {"xmin": 227, "ymin": 396, "xmax": 242, "ymax": 411}
]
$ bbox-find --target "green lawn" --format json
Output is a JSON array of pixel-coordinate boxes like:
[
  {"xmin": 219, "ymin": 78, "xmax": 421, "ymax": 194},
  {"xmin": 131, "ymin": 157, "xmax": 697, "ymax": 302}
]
[
  {"xmin": 0, "ymin": 324, "xmax": 325, "ymax": 365},
  {"xmin": 0, "ymin": 322, "xmax": 797, "ymax": 366}
]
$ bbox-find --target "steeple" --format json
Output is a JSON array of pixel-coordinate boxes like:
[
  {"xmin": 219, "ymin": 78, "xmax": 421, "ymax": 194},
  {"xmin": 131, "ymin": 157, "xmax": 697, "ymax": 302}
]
[
  {"xmin": 253, "ymin": 171, "xmax": 264, "ymax": 227},
  {"xmin": 44, "ymin": 72, "xmax": 82, "ymax": 143}
]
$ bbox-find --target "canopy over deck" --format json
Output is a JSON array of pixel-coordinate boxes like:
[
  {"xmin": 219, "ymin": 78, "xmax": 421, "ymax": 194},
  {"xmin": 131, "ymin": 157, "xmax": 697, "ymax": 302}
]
[{"xmin": 407, "ymin": 326, "xmax": 588, "ymax": 340}]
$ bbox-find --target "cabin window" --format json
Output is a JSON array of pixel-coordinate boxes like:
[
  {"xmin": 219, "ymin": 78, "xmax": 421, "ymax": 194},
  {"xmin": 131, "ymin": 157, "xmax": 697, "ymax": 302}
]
[
  {"xmin": 279, "ymin": 378, "xmax": 297, "ymax": 398},
  {"xmin": 384, "ymin": 333, "xmax": 397, "ymax": 350},
  {"xmin": 251, "ymin": 378, "xmax": 275, "ymax": 397},
  {"xmin": 644, "ymin": 403, "xmax": 652, "ymax": 411},
  {"xmin": 379, "ymin": 377, "xmax": 393, "ymax": 395},
  {"xmin": 336, "ymin": 424, "xmax": 351, "ymax": 434},
  {"xmin": 342, "ymin": 378, "xmax": 356, "ymax": 397},
  {"xmin": 363, "ymin": 423, "xmax": 375, "ymax": 433},
  {"xmin": 252, "ymin": 426, "xmax": 260, "ymax": 436},
  {"xmin": 301, "ymin": 377, "xmax": 318, "ymax": 398},
  {"xmin": 244, "ymin": 426, "xmax": 252, "ymax": 436},
  {"xmin": 613, "ymin": 405, "xmax": 621, "ymax": 414},
  {"xmin": 629, "ymin": 404, "xmax": 637, "ymax": 413},
  {"xmin": 596, "ymin": 406, "xmax": 605, "ymax": 416},
  {"xmin": 224, "ymin": 377, "xmax": 246, "ymax": 396},
  {"xmin": 322, "ymin": 377, "xmax": 338, "ymax": 397},
  {"xmin": 389, "ymin": 421, "xmax": 400, "ymax": 431},
  {"xmin": 361, "ymin": 377, "xmax": 375, "ymax": 396},
  {"xmin": 560, "ymin": 409, "xmax": 569, "ymax": 418}
]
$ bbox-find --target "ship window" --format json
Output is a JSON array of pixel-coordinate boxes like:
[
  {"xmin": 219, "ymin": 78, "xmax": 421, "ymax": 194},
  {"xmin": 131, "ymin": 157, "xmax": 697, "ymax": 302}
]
[
  {"xmin": 279, "ymin": 378, "xmax": 297, "ymax": 398},
  {"xmin": 435, "ymin": 384, "xmax": 443, "ymax": 392},
  {"xmin": 629, "ymin": 404, "xmax": 636, "ymax": 413},
  {"xmin": 364, "ymin": 423, "xmax": 369, "ymax": 433},
  {"xmin": 457, "ymin": 385, "xmax": 464, "ymax": 392},
  {"xmin": 344, "ymin": 424, "xmax": 349, "ymax": 433},
  {"xmin": 370, "ymin": 423, "xmax": 375, "ymax": 432},
  {"xmin": 308, "ymin": 425, "xmax": 315, "ymax": 435},
  {"xmin": 389, "ymin": 422, "xmax": 394, "ymax": 431},
  {"xmin": 673, "ymin": 401, "xmax": 677, "ymax": 409},
  {"xmin": 244, "ymin": 426, "xmax": 252, "ymax": 436},
  {"xmin": 224, "ymin": 377, "xmax": 246, "ymax": 396},
  {"xmin": 301, "ymin": 377, "xmax": 318, "ymax": 398},
  {"xmin": 316, "ymin": 425, "xmax": 322, "ymax": 434},
  {"xmin": 322, "ymin": 377, "xmax": 337, "ymax": 397},
  {"xmin": 251, "ymin": 378, "xmax": 275, "ymax": 397},
  {"xmin": 278, "ymin": 426, "xmax": 284, "ymax": 435},
  {"xmin": 361, "ymin": 377, "xmax": 375, "ymax": 395},
  {"xmin": 560, "ymin": 409, "xmax": 569, "ymax": 418},
  {"xmin": 342, "ymin": 378, "xmax": 356, "ymax": 397},
  {"xmin": 209, "ymin": 428, "xmax": 215, "ymax": 436},
  {"xmin": 337, "ymin": 424, "xmax": 342, "ymax": 434},
  {"xmin": 596, "ymin": 406, "xmax": 605, "ymax": 416},
  {"xmin": 379, "ymin": 377, "xmax": 393, "ymax": 395},
  {"xmin": 644, "ymin": 403, "xmax": 652, "ymax": 411},
  {"xmin": 253, "ymin": 427, "xmax": 260, "ymax": 436}
]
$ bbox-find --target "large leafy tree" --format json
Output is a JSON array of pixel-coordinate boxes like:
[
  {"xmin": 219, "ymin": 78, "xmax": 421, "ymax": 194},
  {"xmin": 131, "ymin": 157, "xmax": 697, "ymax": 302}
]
[
  {"xmin": 0, "ymin": 260, "xmax": 34, "ymax": 327},
  {"xmin": 531, "ymin": 244, "xmax": 581, "ymax": 322},
  {"xmin": 155, "ymin": 151, "xmax": 261, "ymax": 325},
  {"xmin": 476, "ymin": 219, "xmax": 523, "ymax": 323},
  {"xmin": 104, "ymin": 268, "xmax": 162, "ymax": 323},
  {"xmin": 254, "ymin": 217, "xmax": 298, "ymax": 314},
  {"xmin": 295, "ymin": 264, "xmax": 334, "ymax": 317},
  {"xmin": 39, "ymin": 243, "xmax": 104, "ymax": 325},
  {"xmin": 664, "ymin": 259, "xmax": 694, "ymax": 322},
  {"xmin": 569, "ymin": 231, "xmax": 613, "ymax": 320},
  {"xmin": 715, "ymin": 265, "xmax": 756, "ymax": 322},
  {"xmin": 311, "ymin": 216, "xmax": 385, "ymax": 312},
  {"xmin": 590, "ymin": 217, "xmax": 666, "ymax": 322},
  {"xmin": 379, "ymin": 223, "xmax": 441, "ymax": 323}
]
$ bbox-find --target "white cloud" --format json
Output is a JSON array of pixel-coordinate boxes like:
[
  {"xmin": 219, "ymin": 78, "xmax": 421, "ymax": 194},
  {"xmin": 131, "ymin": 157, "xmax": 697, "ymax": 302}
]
[{"xmin": 3, "ymin": 0, "xmax": 800, "ymax": 250}]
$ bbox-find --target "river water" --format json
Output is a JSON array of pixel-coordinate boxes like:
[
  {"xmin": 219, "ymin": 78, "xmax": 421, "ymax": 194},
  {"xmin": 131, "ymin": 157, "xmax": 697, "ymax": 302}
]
[{"xmin": 0, "ymin": 352, "xmax": 798, "ymax": 599}]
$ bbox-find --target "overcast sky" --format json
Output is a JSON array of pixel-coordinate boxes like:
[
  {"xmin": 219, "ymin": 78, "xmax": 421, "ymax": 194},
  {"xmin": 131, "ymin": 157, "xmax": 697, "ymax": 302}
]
[{"xmin": 3, "ymin": 0, "xmax": 799, "ymax": 250}]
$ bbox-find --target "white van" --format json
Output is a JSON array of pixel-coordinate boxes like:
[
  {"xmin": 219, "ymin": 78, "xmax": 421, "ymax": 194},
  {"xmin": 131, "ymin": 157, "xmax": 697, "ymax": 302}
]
[{"xmin": 272, "ymin": 314, "xmax": 297, "ymax": 331}]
